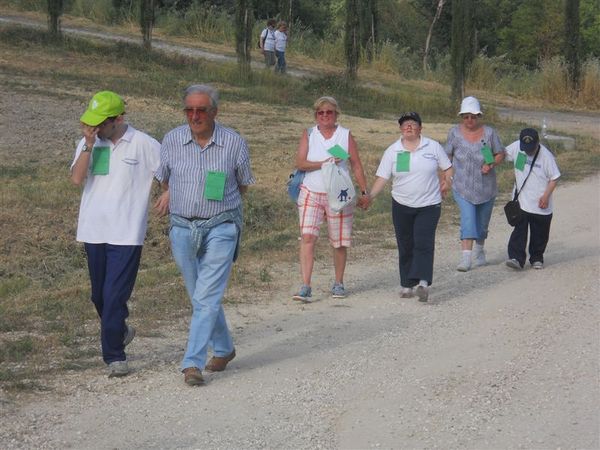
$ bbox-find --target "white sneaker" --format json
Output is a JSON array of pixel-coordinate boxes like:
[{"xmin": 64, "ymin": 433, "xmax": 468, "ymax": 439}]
[
  {"xmin": 505, "ymin": 258, "xmax": 522, "ymax": 270},
  {"xmin": 108, "ymin": 360, "xmax": 129, "ymax": 378},
  {"xmin": 400, "ymin": 287, "xmax": 414, "ymax": 298},
  {"xmin": 473, "ymin": 249, "xmax": 487, "ymax": 267},
  {"xmin": 456, "ymin": 256, "xmax": 471, "ymax": 272},
  {"xmin": 532, "ymin": 261, "xmax": 544, "ymax": 269}
]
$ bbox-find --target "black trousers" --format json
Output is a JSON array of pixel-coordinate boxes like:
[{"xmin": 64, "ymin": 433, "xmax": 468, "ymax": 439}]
[
  {"xmin": 392, "ymin": 200, "xmax": 441, "ymax": 287},
  {"xmin": 507, "ymin": 211, "xmax": 553, "ymax": 267}
]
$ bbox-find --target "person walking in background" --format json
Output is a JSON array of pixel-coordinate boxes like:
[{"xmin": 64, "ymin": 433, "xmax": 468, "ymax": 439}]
[
  {"xmin": 70, "ymin": 91, "xmax": 161, "ymax": 378},
  {"xmin": 259, "ymin": 18, "xmax": 277, "ymax": 69},
  {"xmin": 274, "ymin": 20, "xmax": 288, "ymax": 74},
  {"xmin": 292, "ymin": 96, "xmax": 369, "ymax": 302},
  {"xmin": 155, "ymin": 84, "xmax": 255, "ymax": 386},
  {"xmin": 444, "ymin": 96, "xmax": 505, "ymax": 272},
  {"xmin": 505, "ymin": 128, "xmax": 560, "ymax": 270},
  {"xmin": 364, "ymin": 112, "xmax": 452, "ymax": 302}
]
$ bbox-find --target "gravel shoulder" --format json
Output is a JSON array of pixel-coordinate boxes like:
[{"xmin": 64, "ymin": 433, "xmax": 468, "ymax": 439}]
[{"xmin": 1, "ymin": 175, "xmax": 598, "ymax": 448}]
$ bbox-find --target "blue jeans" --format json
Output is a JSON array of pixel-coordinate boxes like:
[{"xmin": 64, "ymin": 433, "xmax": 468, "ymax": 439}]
[
  {"xmin": 453, "ymin": 190, "xmax": 495, "ymax": 241},
  {"xmin": 275, "ymin": 50, "xmax": 286, "ymax": 73},
  {"xmin": 84, "ymin": 243, "xmax": 142, "ymax": 364},
  {"xmin": 169, "ymin": 222, "xmax": 237, "ymax": 371}
]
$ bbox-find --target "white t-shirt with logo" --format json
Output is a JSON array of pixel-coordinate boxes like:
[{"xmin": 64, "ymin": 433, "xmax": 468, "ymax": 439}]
[
  {"xmin": 376, "ymin": 136, "xmax": 452, "ymax": 208},
  {"xmin": 505, "ymin": 141, "xmax": 561, "ymax": 215},
  {"xmin": 71, "ymin": 126, "xmax": 160, "ymax": 245},
  {"xmin": 261, "ymin": 27, "xmax": 276, "ymax": 51}
]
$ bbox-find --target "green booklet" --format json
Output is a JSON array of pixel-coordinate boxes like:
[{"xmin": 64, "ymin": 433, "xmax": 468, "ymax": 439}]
[
  {"xmin": 204, "ymin": 171, "xmax": 226, "ymax": 201},
  {"xmin": 515, "ymin": 152, "xmax": 527, "ymax": 171},
  {"xmin": 481, "ymin": 145, "xmax": 494, "ymax": 164},
  {"xmin": 327, "ymin": 144, "xmax": 349, "ymax": 160},
  {"xmin": 91, "ymin": 147, "xmax": 110, "ymax": 175},
  {"xmin": 396, "ymin": 152, "xmax": 410, "ymax": 172}
]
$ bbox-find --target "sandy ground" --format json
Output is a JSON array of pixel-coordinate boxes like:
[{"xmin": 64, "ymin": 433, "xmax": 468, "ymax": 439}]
[{"xmin": 1, "ymin": 174, "xmax": 598, "ymax": 448}]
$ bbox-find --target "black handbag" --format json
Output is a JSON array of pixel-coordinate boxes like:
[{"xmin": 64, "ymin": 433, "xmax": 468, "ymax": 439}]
[{"xmin": 504, "ymin": 149, "xmax": 539, "ymax": 226}]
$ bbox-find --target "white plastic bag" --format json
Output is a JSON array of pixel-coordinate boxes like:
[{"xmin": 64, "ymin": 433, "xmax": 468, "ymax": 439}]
[{"xmin": 321, "ymin": 161, "xmax": 356, "ymax": 212}]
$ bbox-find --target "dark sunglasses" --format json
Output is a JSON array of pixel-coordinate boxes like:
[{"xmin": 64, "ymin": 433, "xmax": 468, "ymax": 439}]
[
  {"xmin": 317, "ymin": 110, "xmax": 336, "ymax": 116},
  {"xmin": 184, "ymin": 107, "xmax": 214, "ymax": 117}
]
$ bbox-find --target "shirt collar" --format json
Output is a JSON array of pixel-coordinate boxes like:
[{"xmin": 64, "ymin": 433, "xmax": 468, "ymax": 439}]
[{"xmin": 182, "ymin": 122, "xmax": 224, "ymax": 149}]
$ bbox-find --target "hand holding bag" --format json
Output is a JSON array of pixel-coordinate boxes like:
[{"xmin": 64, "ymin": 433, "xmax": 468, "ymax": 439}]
[{"xmin": 321, "ymin": 160, "xmax": 356, "ymax": 212}]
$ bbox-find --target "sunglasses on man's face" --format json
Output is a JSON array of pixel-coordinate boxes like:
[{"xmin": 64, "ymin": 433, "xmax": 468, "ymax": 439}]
[
  {"xmin": 184, "ymin": 107, "xmax": 214, "ymax": 118},
  {"xmin": 317, "ymin": 110, "xmax": 336, "ymax": 116}
]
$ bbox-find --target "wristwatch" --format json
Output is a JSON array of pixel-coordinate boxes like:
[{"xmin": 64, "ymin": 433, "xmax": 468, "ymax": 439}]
[{"xmin": 81, "ymin": 144, "xmax": 91, "ymax": 153}]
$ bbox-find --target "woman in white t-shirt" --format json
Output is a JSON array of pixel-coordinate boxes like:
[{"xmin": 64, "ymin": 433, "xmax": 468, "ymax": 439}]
[
  {"xmin": 292, "ymin": 96, "xmax": 369, "ymax": 302},
  {"xmin": 274, "ymin": 21, "xmax": 288, "ymax": 74},
  {"xmin": 366, "ymin": 112, "xmax": 453, "ymax": 302}
]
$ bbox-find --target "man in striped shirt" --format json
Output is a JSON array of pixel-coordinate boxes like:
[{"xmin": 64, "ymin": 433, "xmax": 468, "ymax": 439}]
[{"xmin": 155, "ymin": 84, "xmax": 255, "ymax": 386}]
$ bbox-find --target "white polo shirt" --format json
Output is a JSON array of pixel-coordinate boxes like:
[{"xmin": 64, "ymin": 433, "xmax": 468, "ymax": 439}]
[
  {"xmin": 505, "ymin": 141, "xmax": 561, "ymax": 215},
  {"xmin": 72, "ymin": 125, "xmax": 160, "ymax": 245},
  {"xmin": 376, "ymin": 136, "xmax": 452, "ymax": 208}
]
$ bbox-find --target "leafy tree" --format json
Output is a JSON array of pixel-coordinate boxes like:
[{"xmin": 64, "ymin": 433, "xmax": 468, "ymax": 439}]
[
  {"xmin": 359, "ymin": 0, "xmax": 378, "ymax": 63},
  {"xmin": 580, "ymin": 0, "xmax": 600, "ymax": 57},
  {"xmin": 235, "ymin": 0, "xmax": 254, "ymax": 80},
  {"xmin": 450, "ymin": 0, "xmax": 476, "ymax": 100},
  {"xmin": 47, "ymin": 0, "xmax": 64, "ymax": 36},
  {"xmin": 140, "ymin": 0, "xmax": 157, "ymax": 50}
]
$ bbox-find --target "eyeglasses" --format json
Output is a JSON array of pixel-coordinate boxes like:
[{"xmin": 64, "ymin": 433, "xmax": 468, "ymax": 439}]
[
  {"xmin": 461, "ymin": 114, "xmax": 480, "ymax": 120},
  {"xmin": 317, "ymin": 110, "xmax": 336, "ymax": 116},
  {"xmin": 184, "ymin": 107, "xmax": 214, "ymax": 118}
]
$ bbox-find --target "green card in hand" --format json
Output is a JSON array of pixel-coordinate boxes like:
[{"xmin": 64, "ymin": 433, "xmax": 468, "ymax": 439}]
[
  {"xmin": 327, "ymin": 144, "xmax": 349, "ymax": 160},
  {"xmin": 204, "ymin": 171, "xmax": 227, "ymax": 201},
  {"xmin": 481, "ymin": 145, "xmax": 494, "ymax": 164},
  {"xmin": 515, "ymin": 152, "xmax": 527, "ymax": 171},
  {"xmin": 91, "ymin": 146, "xmax": 110, "ymax": 175},
  {"xmin": 396, "ymin": 152, "xmax": 410, "ymax": 172}
]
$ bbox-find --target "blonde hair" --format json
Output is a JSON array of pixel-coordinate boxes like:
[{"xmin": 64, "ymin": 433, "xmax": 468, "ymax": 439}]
[{"xmin": 313, "ymin": 96, "xmax": 340, "ymax": 115}]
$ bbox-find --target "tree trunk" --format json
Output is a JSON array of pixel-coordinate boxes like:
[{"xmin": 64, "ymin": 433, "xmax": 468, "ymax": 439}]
[
  {"xmin": 140, "ymin": 0, "xmax": 156, "ymax": 50},
  {"xmin": 450, "ymin": 0, "xmax": 475, "ymax": 101},
  {"xmin": 565, "ymin": 0, "xmax": 581, "ymax": 93},
  {"xmin": 423, "ymin": 0, "xmax": 445, "ymax": 73},
  {"xmin": 47, "ymin": 0, "xmax": 63, "ymax": 36},
  {"xmin": 235, "ymin": 0, "xmax": 254, "ymax": 80},
  {"xmin": 345, "ymin": 0, "xmax": 360, "ymax": 81}
]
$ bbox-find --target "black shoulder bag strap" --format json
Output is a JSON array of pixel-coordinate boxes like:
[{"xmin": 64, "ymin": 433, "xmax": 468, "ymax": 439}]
[{"xmin": 513, "ymin": 148, "xmax": 540, "ymax": 201}]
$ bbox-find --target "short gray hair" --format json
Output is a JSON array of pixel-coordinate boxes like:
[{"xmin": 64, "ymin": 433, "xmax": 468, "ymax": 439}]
[{"xmin": 183, "ymin": 84, "xmax": 219, "ymax": 107}]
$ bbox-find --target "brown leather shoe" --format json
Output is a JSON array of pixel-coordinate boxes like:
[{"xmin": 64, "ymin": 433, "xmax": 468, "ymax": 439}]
[
  {"xmin": 205, "ymin": 349, "xmax": 236, "ymax": 372},
  {"xmin": 183, "ymin": 367, "xmax": 204, "ymax": 386}
]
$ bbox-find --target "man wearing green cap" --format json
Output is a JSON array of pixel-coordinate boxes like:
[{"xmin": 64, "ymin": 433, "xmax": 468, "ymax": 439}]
[{"xmin": 71, "ymin": 91, "xmax": 161, "ymax": 378}]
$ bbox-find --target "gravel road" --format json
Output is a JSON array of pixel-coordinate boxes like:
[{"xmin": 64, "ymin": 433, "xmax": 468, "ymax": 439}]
[{"xmin": 1, "ymin": 175, "xmax": 598, "ymax": 448}]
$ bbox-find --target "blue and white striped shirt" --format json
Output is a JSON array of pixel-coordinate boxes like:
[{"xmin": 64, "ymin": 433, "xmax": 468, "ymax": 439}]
[{"xmin": 156, "ymin": 122, "xmax": 255, "ymax": 218}]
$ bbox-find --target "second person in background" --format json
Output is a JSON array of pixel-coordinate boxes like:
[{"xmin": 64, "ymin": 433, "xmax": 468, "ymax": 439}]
[
  {"xmin": 292, "ymin": 96, "xmax": 368, "ymax": 302},
  {"xmin": 365, "ymin": 112, "xmax": 452, "ymax": 302},
  {"xmin": 274, "ymin": 21, "xmax": 288, "ymax": 74},
  {"xmin": 444, "ymin": 96, "xmax": 505, "ymax": 272}
]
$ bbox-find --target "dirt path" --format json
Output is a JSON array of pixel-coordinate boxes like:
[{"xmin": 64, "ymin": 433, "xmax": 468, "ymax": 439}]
[{"xmin": 1, "ymin": 174, "xmax": 598, "ymax": 448}]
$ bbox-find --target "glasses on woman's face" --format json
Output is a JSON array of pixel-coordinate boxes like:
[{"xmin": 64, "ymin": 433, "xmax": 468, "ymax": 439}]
[
  {"xmin": 400, "ymin": 120, "xmax": 420, "ymax": 130},
  {"xmin": 317, "ymin": 110, "xmax": 336, "ymax": 116},
  {"xmin": 461, "ymin": 114, "xmax": 480, "ymax": 120}
]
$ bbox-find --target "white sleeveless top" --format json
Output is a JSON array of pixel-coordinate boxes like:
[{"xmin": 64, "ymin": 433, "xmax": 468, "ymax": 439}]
[{"xmin": 302, "ymin": 125, "xmax": 350, "ymax": 193}]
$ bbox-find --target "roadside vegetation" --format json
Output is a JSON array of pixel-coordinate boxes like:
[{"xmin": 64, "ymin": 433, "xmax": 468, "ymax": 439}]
[{"xmin": 0, "ymin": 3, "xmax": 598, "ymax": 391}]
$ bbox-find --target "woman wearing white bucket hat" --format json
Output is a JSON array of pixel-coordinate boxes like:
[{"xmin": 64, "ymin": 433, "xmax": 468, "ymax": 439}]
[{"xmin": 444, "ymin": 96, "xmax": 505, "ymax": 272}]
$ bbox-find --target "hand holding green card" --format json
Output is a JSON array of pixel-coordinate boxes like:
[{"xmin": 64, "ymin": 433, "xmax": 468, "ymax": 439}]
[
  {"xmin": 515, "ymin": 151, "xmax": 527, "ymax": 171},
  {"xmin": 480, "ymin": 145, "xmax": 494, "ymax": 164},
  {"xmin": 327, "ymin": 144, "xmax": 349, "ymax": 160}
]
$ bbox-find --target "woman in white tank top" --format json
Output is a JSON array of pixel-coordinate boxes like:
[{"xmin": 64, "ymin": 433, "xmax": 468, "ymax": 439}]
[{"xmin": 291, "ymin": 97, "xmax": 369, "ymax": 302}]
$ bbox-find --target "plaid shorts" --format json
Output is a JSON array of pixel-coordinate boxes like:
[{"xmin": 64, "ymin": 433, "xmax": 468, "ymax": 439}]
[{"xmin": 297, "ymin": 186, "xmax": 354, "ymax": 248}]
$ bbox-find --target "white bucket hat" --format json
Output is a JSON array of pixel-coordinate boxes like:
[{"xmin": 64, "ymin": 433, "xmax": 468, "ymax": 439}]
[{"xmin": 458, "ymin": 96, "xmax": 482, "ymax": 115}]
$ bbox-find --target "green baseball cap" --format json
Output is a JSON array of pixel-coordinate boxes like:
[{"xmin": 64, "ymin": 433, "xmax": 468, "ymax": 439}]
[{"xmin": 80, "ymin": 91, "xmax": 125, "ymax": 126}]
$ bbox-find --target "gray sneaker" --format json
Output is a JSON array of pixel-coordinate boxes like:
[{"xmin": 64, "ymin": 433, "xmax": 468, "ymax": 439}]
[
  {"xmin": 415, "ymin": 285, "xmax": 429, "ymax": 302},
  {"xmin": 473, "ymin": 249, "xmax": 487, "ymax": 267},
  {"xmin": 108, "ymin": 360, "xmax": 129, "ymax": 378},
  {"xmin": 331, "ymin": 283, "xmax": 346, "ymax": 299},
  {"xmin": 292, "ymin": 285, "xmax": 312, "ymax": 302},
  {"xmin": 532, "ymin": 261, "xmax": 544, "ymax": 270},
  {"xmin": 456, "ymin": 256, "xmax": 471, "ymax": 272},
  {"xmin": 124, "ymin": 324, "xmax": 136, "ymax": 347},
  {"xmin": 505, "ymin": 258, "xmax": 522, "ymax": 270}
]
